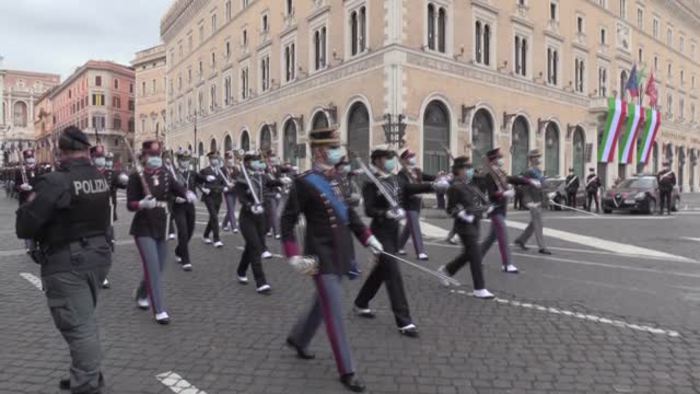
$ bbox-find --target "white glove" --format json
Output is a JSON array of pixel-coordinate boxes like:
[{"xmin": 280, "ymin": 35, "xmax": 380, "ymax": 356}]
[
  {"xmin": 385, "ymin": 208, "xmax": 406, "ymax": 220},
  {"xmin": 118, "ymin": 173, "xmax": 129, "ymax": 186},
  {"xmin": 366, "ymin": 235, "xmax": 383, "ymax": 255},
  {"xmin": 138, "ymin": 197, "xmax": 157, "ymax": 210},
  {"xmin": 201, "ymin": 187, "xmax": 211, "ymax": 195},
  {"xmin": 186, "ymin": 190, "xmax": 198, "ymax": 204},
  {"xmin": 223, "ymin": 187, "xmax": 230, "ymax": 193},
  {"xmin": 529, "ymin": 179, "xmax": 542, "ymax": 188},
  {"xmin": 275, "ymin": 193, "xmax": 281, "ymax": 200},
  {"xmin": 288, "ymin": 255, "xmax": 319, "ymax": 276},
  {"xmin": 19, "ymin": 183, "xmax": 32, "ymax": 191},
  {"xmin": 525, "ymin": 202, "xmax": 541, "ymax": 209},
  {"xmin": 206, "ymin": 175, "xmax": 215, "ymax": 182},
  {"xmin": 280, "ymin": 176, "xmax": 292, "ymax": 185},
  {"xmin": 503, "ymin": 189, "xmax": 515, "ymax": 198},
  {"xmin": 175, "ymin": 196, "xmax": 187, "ymax": 204},
  {"xmin": 486, "ymin": 205, "xmax": 495, "ymax": 215},
  {"xmin": 432, "ymin": 179, "xmax": 450, "ymax": 192},
  {"xmin": 457, "ymin": 210, "xmax": 475, "ymax": 223},
  {"xmin": 251, "ymin": 204, "xmax": 265, "ymax": 215}
]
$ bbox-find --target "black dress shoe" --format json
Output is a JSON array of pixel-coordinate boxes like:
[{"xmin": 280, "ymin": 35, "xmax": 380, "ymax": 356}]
[
  {"xmin": 340, "ymin": 373, "xmax": 366, "ymax": 392},
  {"xmin": 59, "ymin": 378, "xmax": 70, "ymax": 390},
  {"xmin": 286, "ymin": 337, "xmax": 315, "ymax": 360},
  {"xmin": 539, "ymin": 248, "xmax": 552, "ymax": 255},
  {"xmin": 514, "ymin": 240, "xmax": 529, "ymax": 251}
]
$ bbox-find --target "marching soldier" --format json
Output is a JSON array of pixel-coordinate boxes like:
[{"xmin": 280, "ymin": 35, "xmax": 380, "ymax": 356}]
[
  {"xmin": 16, "ymin": 126, "xmax": 112, "ymax": 394},
  {"xmin": 335, "ymin": 157, "xmax": 362, "ymax": 278},
  {"xmin": 437, "ymin": 156, "xmax": 494, "ymax": 298},
  {"xmin": 353, "ymin": 145, "xmax": 447, "ymax": 337},
  {"xmin": 585, "ymin": 167, "xmax": 601, "ymax": 213},
  {"xmin": 513, "ymin": 150, "xmax": 551, "ymax": 255},
  {"xmin": 15, "ymin": 149, "xmax": 39, "ymax": 252},
  {"xmin": 128, "ymin": 140, "xmax": 195, "ymax": 324},
  {"xmin": 221, "ymin": 150, "xmax": 240, "ymax": 233},
  {"xmin": 281, "ymin": 128, "xmax": 382, "ymax": 392},
  {"xmin": 234, "ymin": 151, "xmax": 287, "ymax": 293},
  {"xmin": 171, "ymin": 149, "xmax": 198, "ymax": 271},
  {"xmin": 657, "ymin": 161, "xmax": 676, "ymax": 215},
  {"xmin": 263, "ymin": 152, "xmax": 283, "ymax": 239},
  {"xmin": 477, "ymin": 148, "xmax": 530, "ymax": 274},
  {"xmin": 198, "ymin": 151, "xmax": 226, "ymax": 247},
  {"xmin": 565, "ymin": 167, "xmax": 580, "ymax": 208},
  {"xmin": 397, "ymin": 149, "xmax": 434, "ymax": 261},
  {"xmin": 103, "ymin": 152, "xmax": 123, "ymax": 222}
]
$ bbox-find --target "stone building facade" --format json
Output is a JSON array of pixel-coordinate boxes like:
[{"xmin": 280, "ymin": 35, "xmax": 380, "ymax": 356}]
[
  {"xmin": 161, "ymin": 0, "xmax": 700, "ymax": 190},
  {"xmin": 132, "ymin": 44, "xmax": 167, "ymax": 149},
  {"xmin": 34, "ymin": 61, "xmax": 135, "ymax": 164}
]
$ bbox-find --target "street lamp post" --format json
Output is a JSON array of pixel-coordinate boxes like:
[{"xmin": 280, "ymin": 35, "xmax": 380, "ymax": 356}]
[{"xmin": 382, "ymin": 113, "xmax": 407, "ymax": 149}]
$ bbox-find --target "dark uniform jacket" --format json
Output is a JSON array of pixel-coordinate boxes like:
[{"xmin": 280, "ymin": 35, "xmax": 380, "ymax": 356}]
[
  {"xmin": 519, "ymin": 167, "xmax": 545, "ymax": 205},
  {"xmin": 475, "ymin": 167, "xmax": 529, "ymax": 216},
  {"xmin": 234, "ymin": 169, "xmax": 283, "ymax": 216},
  {"xmin": 198, "ymin": 166, "xmax": 227, "ymax": 195},
  {"xmin": 565, "ymin": 174, "xmax": 580, "ymax": 194},
  {"xmin": 14, "ymin": 165, "xmax": 39, "ymax": 205},
  {"xmin": 397, "ymin": 168, "xmax": 435, "ymax": 211},
  {"xmin": 363, "ymin": 173, "xmax": 433, "ymax": 249},
  {"xmin": 585, "ymin": 173, "xmax": 601, "ymax": 192},
  {"xmin": 15, "ymin": 158, "xmax": 111, "ymax": 276},
  {"xmin": 127, "ymin": 168, "xmax": 187, "ymax": 239},
  {"xmin": 336, "ymin": 173, "xmax": 361, "ymax": 208},
  {"xmin": 222, "ymin": 166, "xmax": 238, "ymax": 195},
  {"xmin": 281, "ymin": 169, "xmax": 371, "ymax": 275},
  {"xmin": 657, "ymin": 169, "xmax": 677, "ymax": 191},
  {"xmin": 446, "ymin": 178, "xmax": 488, "ymax": 236}
]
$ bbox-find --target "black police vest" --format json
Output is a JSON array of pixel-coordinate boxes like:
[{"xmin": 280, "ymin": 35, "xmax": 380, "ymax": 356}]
[{"xmin": 42, "ymin": 165, "xmax": 111, "ymax": 249}]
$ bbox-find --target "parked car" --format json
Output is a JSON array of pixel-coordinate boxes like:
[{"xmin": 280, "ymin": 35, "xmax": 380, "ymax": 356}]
[
  {"xmin": 542, "ymin": 177, "xmax": 586, "ymax": 210},
  {"xmin": 602, "ymin": 175, "xmax": 681, "ymax": 214}
]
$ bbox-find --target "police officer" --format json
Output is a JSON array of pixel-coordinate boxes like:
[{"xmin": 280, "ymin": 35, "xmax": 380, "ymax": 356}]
[
  {"xmin": 220, "ymin": 150, "xmax": 240, "ymax": 233},
  {"xmin": 198, "ymin": 151, "xmax": 226, "ymax": 247},
  {"xmin": 585, "ymin": 167, "xmax": 601, "ymax": 213},
  {"xmin": 565, "ymin": 167, "xmax": 580, "ymax": 208},
  {"xmin": 15, "ymin": 126, "xmax": 112, "ymax": 394},
  {"xmin": 657, "ymin": 161, "xmax": 676, "ymax": 215},
  {"xmin": 438, "ymin": 156, "xmax": 494, "ymax": 298}
]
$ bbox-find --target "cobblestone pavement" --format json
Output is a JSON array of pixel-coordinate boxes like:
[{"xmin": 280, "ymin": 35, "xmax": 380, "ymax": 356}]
[{"xmin": 2, "ymin": 194, "xmax": 700, "ymax": 393}]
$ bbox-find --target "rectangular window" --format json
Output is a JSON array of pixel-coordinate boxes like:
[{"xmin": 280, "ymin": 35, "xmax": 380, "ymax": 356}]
[
  {"xmin": 314, "ymin": 26, "xmax": 327, "ymax": 70},
  {"xmin": 284, "ymin": 42, "xmax": 296, "ymax": 82},
  {"xmin": 598, "ymin": 66, "xmax": 608, "ymax": 97},
  {"xmin": 261, "ymin": 56, "xmax": 270, "ymax": 92},
  {"xmin": 619, "ymin": 0, "xmax": 626, "ymax": 19},
  {"xmin": 653, "ymin": 18, "xmax": 659, "ymax": 38},
  {"xmin": 212, "ymin": 14, "xmax": 217, "ymax": 34},
  {"xmin": 549, "ymin": 1, "xmax": 558, "ymax": 21},
  {"xmin": 577, "ymin": 16, "xmax": 584, "ymax": 33},
  {"xmin": 600, "ymin": 28, "xmax": 607, "ymax": 45},
  {"xmin": 226, "ymin": 41, "xmax": 231, "ymax": 58},
  {"xmin": 128, "ymin": 100, "xmax": 134, "ymax": 111},
  {"xmin": 349, "ymin": 6, "xmax": 367, "ymax": 56},
  {"xmin": 113, "ymin": 117, "xmax": 122, "ymax": 131},
  {"xmin": 636, "ymin": 8, "xmax": 644, "ymax": 29},
  {"xmin": 226, "ymin": 1, "xmax": 231, "ymax": 21},
  {"xmin": 575, "ymin": 57, "xmax": 585, "ymax": 93},
  {"xmin": 514, "ymin": 35, "xmax": 528, "ymax": 77},
  {"xmin": 547, "ymin": 47, "xmax": 559, "ymax": 85},
  {"xmin": 114, "ymin": 79, "xmax": 119, "ymax": 89},
  {"xmin": 241, "ymin": 67, "xmax": 249, "ymax": 99},
  {"xmin": 262, "ymin": 14, "xmax": 269, "ymax": 32},
  {"xmin": 95, "ymin": 76, "xmax": 102, "ymax": 86},
  {"xmin": 152, "ymin": 79, "xmax": 156, "ymax": 93},
  {"xmin": 142, "ymin": 82, "xmax": 146, "ymax": 96}
]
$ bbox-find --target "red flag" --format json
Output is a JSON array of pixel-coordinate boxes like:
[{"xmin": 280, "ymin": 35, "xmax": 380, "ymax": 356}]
[{"xmin": 645, "ymin": 73, "xmax": 658, "ymax": 108}]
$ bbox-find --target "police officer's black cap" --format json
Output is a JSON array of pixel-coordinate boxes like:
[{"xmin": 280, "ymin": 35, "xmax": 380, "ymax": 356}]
[
  {"xmin": 452, "ymin": 156, "xmax": 472, "ymax": 171},
  {"xmin": 370, "ymin": 145, "xmax": 396, "ymax": 162},
  {"xmin": 58, "ymin": 126, "xmax": 91, "ymax": 151}
]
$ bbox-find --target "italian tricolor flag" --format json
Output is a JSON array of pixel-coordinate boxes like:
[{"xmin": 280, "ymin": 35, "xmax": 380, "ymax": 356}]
[
  {"xmin": 598, "ymin": 97, "xmax": 627, "ymax": 163},
  {"xmin": 618, "ymin": 103, "xmax": 642, "ymax": 164},
  {"xmin": 636, "ymin": 108, "xmax": 662, "ymax": 164}
]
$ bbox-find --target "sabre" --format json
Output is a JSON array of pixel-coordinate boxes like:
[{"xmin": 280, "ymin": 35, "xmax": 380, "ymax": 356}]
[
  {"xmin": 239, "ymin": 159, "xmax": 262, "ymax": 207},
  {"xmin": 349, "ymin": 152, "xmax": 400, "ymax": 209},
  {"xmin": 378, "ymin": 250, "xmax": 462, "ymax": 287},
  {"xmin": 120, "ymin": 136, "xmax": 152, "ymax": 197},
  {"xmin": 547, "ymin": 198, "xmax": 599, "ymax": 216}
]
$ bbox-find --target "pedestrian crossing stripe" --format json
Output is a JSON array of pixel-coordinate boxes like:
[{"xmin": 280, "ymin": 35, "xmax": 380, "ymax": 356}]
[{"xmin": 156, "ymin": 371, "xmax": 207, "ymax": 394}]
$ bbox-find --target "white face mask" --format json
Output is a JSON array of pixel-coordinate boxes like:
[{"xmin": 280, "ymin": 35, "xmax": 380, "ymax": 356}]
[
  {"xmin": 94, "ymin": 157, "xmax": 106, "ymax": 168},
  {"xmin": 496, "ymin": 158, "xmax": 505, "ymax": 168}
]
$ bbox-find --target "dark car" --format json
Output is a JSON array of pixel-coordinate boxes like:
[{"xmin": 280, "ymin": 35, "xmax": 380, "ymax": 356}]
[
  {"xmin": 602, "ymin": 175, "xmax": 681, "ymax": 214},
  {"xmin": 542, "ymin": 177, "xmax": 586, "ymax": 210}
]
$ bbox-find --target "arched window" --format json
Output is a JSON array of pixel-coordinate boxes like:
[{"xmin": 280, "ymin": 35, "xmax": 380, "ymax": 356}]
[
  {"xmin": 283, "ymin": 120, "xmax": 298, "ymax": 164},
  {"xmin": 573, "ymin": 127, "xmax": 586, "ymax": 179},
  {"xmin": 210, "ymin": 138, "xmax": 217, "ymax": 153},
  {"xmin": 511, "ymin": 116, "xmax": 529, "ymax": 175},
  {"xmin": 312, "ymin": 111, "xmax": 330, "ymax": 130},
  {"xmin": 349, "ymin": 6, "xmax": 367, "ymax": 56},
  {"xmin": 475, "ymin": 21, "xmax": 482, "ymax": 63},
  {"xmin": 347, "ymin": 102, "xmax": 370, "ymax": 164},
  {"xmin": 471, "ymin": 109, "xmax": 494, "ymax": 160},
  {"xmin": 260, "ymin": 125, "xmax": 272, "ymax": 153},
  {"xmin": 224, "ymin": 134, "xmax": 233, "ymax": 152},
  {"xmin": 240, "ymin": 130, "xmax": 250, "ymax": 151},
  {"xmin": 13, "ymin": 101, "xmax": 28, "ymax": 127},
  {"xmin": 423, "ymin": 101, "xmax": 451, "ymax": 175},
  {"xmin": 545, "ymin": 123, "xmax": 560, "ymax": 177}
]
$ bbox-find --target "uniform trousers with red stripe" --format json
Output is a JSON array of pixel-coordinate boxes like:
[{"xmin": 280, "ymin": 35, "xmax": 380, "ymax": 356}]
[
  {"xmin": 134, "ymin": 237, "xmax": 168, "ymax": 314},
  {"xmin": 288, "ymin": 274, "xmax": 355, "ymax": 376}
]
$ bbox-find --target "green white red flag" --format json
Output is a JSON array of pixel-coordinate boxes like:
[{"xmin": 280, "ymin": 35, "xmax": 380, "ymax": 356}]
[
  {"xmin": 636, "ymin": 108, "xmax": 661, "ymax": 164},
  {"xmin": 598, "ymin": 97, "xmax": 626, "ymax": 163},
  {"xmin": 618, "ymin": 103, "xmax": 642, "ymax": 164}
]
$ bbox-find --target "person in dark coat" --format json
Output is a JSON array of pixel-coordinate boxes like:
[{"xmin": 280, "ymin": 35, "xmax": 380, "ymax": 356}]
[
  {"xmin": 15, "ymin": 149, "xmax": 39, "ymax": 252},
  {"xmin": 657, "ymin": 161, "xmax": 677, "ymax": 215},
  {"xmin": 438, "ymin": 156, "xmax": 494, "ymax": 298},
  {"xmin": 198, "ymin": 151, "xmax": 226, "ymax": 247},
  {"xmin": 397, "ymin": 148, "xmax": 435, "ymax": 260},
  {"xmin": 565, "ymin": 168, "xmax": 580, "ymax": 208},
  {"xmin": 281, "ymin": 128, "xmax": 382, "ymax": 393},
  {"xmin": 585, "ymin": 167, "xmax": 601, "ymax": 213},
  {"xmin": 171, "ymin": 148, "xmax": 198, "ymax": 271}
]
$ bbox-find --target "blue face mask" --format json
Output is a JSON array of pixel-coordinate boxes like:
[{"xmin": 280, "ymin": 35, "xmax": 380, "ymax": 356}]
[
  {"xmin": 326, "ymin": 147, "xmax": 344, "ymax": 166},
  {"xmin": 342, "ymin": 164, "xmax": 352, "ymax": 174},
  {"xmin": 94, "ymin": 157, "xmax": 106, "ymax": 168},
  {"xmin": 384, "ymin": 158, "xmax": 397, "ymax": 173},
  {"xmin": 466, "ymin": 168, "xmax": 475, "ymax": 180},
  {"xmin": 105, "ymin": 161, "xmax": 113, "ymax": 169},
  {"xmin": 146, "ymin": 156, "xmax": 162, "ymax": 169},
  {"xmin": 251, "ymin": 161, "xmax": 266, "ymax": 171}
]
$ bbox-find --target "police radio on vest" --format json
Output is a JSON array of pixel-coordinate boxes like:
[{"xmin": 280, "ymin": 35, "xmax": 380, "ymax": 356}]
[{"xmin": 73, "ymin": 179, "xmax": 109, "ymax": 195}]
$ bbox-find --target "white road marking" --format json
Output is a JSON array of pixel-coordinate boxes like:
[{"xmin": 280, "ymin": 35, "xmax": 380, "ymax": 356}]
[
  {"xmin": 682, "ymin": 237, "xmax": 700, "ymax": 242},
  {"xmin": 20, "ymin": 272, "xmax": 42, "ymax": 291},
  {"xmin": 449, "ymin": 290, "xmax": 680, "ymax": 337},
  {"xmin": 420, "ymin": 219, "xmax": 694, "ymax": 263},
  {"xmin": 544, "ymin": 215, "xmax": 674, "ymax": 220},
  {"xmin": 156, "ymin": 371, "xmax": 207, "ymax": 394}
]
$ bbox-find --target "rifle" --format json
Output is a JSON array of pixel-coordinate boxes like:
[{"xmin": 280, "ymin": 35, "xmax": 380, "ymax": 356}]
[{"xmin": 121, "ymin": 136, "xmax": 152, "ymax": 198}]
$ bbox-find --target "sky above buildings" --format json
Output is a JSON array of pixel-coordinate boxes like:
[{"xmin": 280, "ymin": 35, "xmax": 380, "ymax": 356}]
[{"xmin": 0, "ymin": 0, "xmax": 171, "ymax": 79}]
